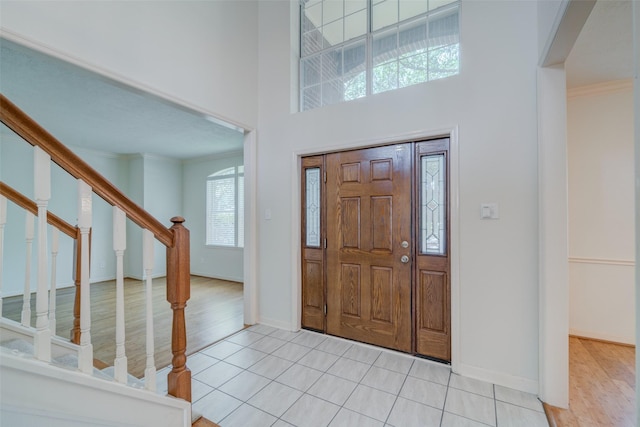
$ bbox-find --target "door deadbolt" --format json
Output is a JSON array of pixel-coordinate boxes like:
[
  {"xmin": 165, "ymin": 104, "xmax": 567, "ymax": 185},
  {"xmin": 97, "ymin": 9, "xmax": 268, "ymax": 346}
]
[
  {"xmin": 401, "ymin": 255, "xmax": 410, "ymax": 263},
  {"xmin": 401, "ymin": 241, "xmax": 409, "ymax": 248}
]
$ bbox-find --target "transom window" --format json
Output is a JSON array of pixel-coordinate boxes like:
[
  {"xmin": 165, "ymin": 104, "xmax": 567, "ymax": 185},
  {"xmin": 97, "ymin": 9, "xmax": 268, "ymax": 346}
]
[
  {"xmin": 300, "ymin": 0, "xmax": 460, "ymax": 111},
  {"xmin": 206, "ymin": 166, "xmax": 244, "ymax": 247}
]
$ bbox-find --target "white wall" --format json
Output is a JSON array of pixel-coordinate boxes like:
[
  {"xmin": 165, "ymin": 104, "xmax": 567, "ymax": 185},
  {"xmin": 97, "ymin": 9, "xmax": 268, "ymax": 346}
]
[
  {"xmin": 258, "ymin": 0, "xmax": 540, "ymax": 392},
  {"xmin": 0, "ymin": 0, "xmax": 259, "ymax": 130},
  {"xmin": 567, "ymin": 81, "xmax": 635, "ymax": 344},
  {"xmin": 183, "ymin": 152, "xmax": 244, "ymax": 282}
]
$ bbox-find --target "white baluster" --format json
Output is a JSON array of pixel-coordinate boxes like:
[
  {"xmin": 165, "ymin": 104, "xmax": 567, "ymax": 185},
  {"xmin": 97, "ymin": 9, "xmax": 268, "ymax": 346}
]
[
  {"xmin": 77, "ymin": 180, "xmax": 94, "ymax": 374},
  {"xmin": 34, "ymin": 146, "xmax": 51, "ymax": 362},
  {"xmin": 143, "ymin": 229, "xmax": 156, "ymax": 391},
  {"xmin": 21, "ymin": 211, "xmax": 34, "ymax": 327},
  {"xmin": 0, "ymin": 195, "xmax": 6, "ymax": 317},
  {"xmin": 49, "ymin": 228, "xmax": 59, "ymax": 335},
  {"xmin": 113, "ymin": 206, "xmax": 127, "ymax": 383}
]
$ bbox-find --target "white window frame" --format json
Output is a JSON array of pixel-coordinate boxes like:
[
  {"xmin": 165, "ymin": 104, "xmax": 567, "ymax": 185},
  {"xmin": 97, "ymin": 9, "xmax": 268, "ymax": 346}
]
[
  {"xmin": 299, "ymin": 0, "xmax": 460, "ymax": 111},
  {"xmin": 206, "ymin": 166, "xmax": 244, "ymax": 248}
]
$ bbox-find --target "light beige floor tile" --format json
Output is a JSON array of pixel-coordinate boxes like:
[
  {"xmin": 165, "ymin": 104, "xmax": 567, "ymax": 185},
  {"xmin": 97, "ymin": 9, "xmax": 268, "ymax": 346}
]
[
  {"xmin": 223, "ymin": 347, "xmax": 267, "ymax": 369},
  {"xmin": 361, "ymin": 366, "xmax": 407, "ymax": 394},
  {"xmin": 327, "ymin": 357, "xmax": 371, "ymax": 382},
  {"xmin": 307, "ymin": 373, "xmax": 358, "ymax": 405},
  {"xmin": 495, "ymin": 385, "xmax": 544, "ymax": 412},
  {"xmin": 328, "ymin": 408, "xmax": 384, "ymax": 427},
  {"xmin": 496, "ymin": 401, "xmax": 549, "ymax": 426},
  {"xmin": 247, "ymin": 354, "xmax": 293, "ymax": 379},
  {"xmin": 441, "ymin": 412, "xmax": 493, "ymax": 427},
  {"xmin": 219, "ymin": 403, "xmax": 276, "ymax": 427},
  {"xmin": 272, "ymin": 342, "xmax": 312, "ymax": 362},
  {"xmin": 217, "ymin": 370, "xmax": 271, "ymax": 401},
  {"xmin": 291, "ymin": 331, "xmax": 327, "ymax": 348},
  {"xmin": 270, "ymin": 329, "xmax": 302, "ymax": 341},
  {"xmin": 408, "ymin": 358, "xmax": 451, "ymax": 385},
  {"xmin": 192, "ymin": 389, "xmax": 242, "ymax": 423},
  {"xmin": 187, "ymin": 352, "xmax": 220, "ymax": 375},
  {"xmin": 297, "ymin": 349, "xmax": 340, "ymax": 371},
  {"xmin": 387, "ymin": 396, "xmax": 443, "ymax": 427},
  {"xmin": 248, "ymin": 336, "xmax": 287, "ymax": 354},
  {"xmin": 315, "ymin": 337, "xmax": 352, "ymax": 356},
  {"xmin": 374, "ymin": 351, "xmax": 414, "ymax": 374},
  {"xmin": 192, "ymin": 378, "xmax": 215, "ymax": 403},
  {"xmin": 399, "ymin": 376, "xmax": 448, "ymax": 409},
  {"xmin": 194, "ymin": 361, "xmax": 243, "ymax": 388},
  {"xmin": 449, "ymin": 374, "xmax": 494, "ymax": 398},
  {"xmin": 344, "ymin": 384, "xmax": 396, "ymax": 422},
  {"xmin": 248, "ymin": 381, "xmax": 303, "ymax": 417},
  {"xmin": 276, "ymin": 363, "xmax": 323, "ymax": 391},
  {"xmin": 444, "ymin": 388, "xmax": 496, "ymax": 426},
  {"xmin": 282, "ymin": 394, "xmax": 340, "ymax": 427},
  {"xmin": 342, "ymin": 344, "xmax": 382, "ymax": 364},
  {"xmin": 226, "ymin": 330, "xmax": 264, "ymax": 346},
  {"xmin": 247, "ymin": 324, "xmax": 278, "ymax": 336},
  {"xmin": 201, "ymin": 340, "xmax": 244, "ymax": 360}
]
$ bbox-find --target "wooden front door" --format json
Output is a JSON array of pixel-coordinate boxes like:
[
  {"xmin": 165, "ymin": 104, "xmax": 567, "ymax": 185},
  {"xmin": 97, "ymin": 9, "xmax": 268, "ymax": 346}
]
[
  {"xmin": 301, "ymin": 139, "xmax": 451, "ymax": 361},
  {"xmin": 325, "ymin": 144, "xmax": 413, "ymax": 352}
]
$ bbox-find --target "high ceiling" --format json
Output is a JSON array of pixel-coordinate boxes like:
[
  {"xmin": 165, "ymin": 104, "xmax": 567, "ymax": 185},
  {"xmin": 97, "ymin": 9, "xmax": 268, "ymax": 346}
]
[
  {"xmin": 0, "ymin": 0, "xmax": 634, "ymax": 160},
  {"xmin": 0, "ymin": 39, "xmax": 245, "ymax": 160}
]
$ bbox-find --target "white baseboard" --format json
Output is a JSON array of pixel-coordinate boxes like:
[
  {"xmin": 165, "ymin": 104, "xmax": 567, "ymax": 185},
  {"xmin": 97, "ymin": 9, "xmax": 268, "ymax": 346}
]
[
  {"xmin": 456, "ymin": 363, "xmax": 539, "ymax": 395},
  {"xmin": 257, "ymin": 316, "xmax": 297, "ymax": 332},
  {"xmin": 569, "ymin": 328, "xmax": 635, "ymax": 346}
]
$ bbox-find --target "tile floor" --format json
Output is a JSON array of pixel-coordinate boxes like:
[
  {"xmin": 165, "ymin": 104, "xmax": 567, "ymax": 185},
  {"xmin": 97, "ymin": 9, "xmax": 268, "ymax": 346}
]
[{"xmin": 157, "ymin": 325, "xmax": 548, "ymax": 427}]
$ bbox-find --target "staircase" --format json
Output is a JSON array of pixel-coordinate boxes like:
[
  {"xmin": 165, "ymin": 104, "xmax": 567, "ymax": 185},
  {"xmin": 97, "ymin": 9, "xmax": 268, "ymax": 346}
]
[{"xmin": 0, "ymin": 94, "xmax": 202, "ymax": 426}]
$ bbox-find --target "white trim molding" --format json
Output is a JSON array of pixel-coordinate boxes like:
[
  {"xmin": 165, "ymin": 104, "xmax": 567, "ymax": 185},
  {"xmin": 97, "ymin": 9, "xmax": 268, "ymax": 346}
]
[{"xmin": 568, "ymin": 257, "xmax": 635, "ymax": 267}]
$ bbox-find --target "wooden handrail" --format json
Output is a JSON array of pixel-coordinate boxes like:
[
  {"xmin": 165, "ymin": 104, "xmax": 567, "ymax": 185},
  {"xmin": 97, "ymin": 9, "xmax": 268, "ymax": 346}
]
[
  {"xmin": 0, "ymin": 94, "xmax": 173, "ymax": 248},
  {"xmin": 0, "ymin": 181, "xmax": 76, "ymax": 239},
  {"xmin": 1, "ymin": 93, "xmax": 192, "ymax": 403}
]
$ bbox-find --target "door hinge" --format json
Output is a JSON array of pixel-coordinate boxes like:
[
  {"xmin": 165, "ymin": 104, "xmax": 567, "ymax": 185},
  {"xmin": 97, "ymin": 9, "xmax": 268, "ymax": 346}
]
[
  {"xmin": 324, "ymin": 238, "xmax": 327, "ymax": 248},
  {"xmin": 323, "ymin": 304, "xmax": 327, "ymax": 316},
  {"xmin": 324, "ymin": 171, "xmax": 327, "ymax": 183}
]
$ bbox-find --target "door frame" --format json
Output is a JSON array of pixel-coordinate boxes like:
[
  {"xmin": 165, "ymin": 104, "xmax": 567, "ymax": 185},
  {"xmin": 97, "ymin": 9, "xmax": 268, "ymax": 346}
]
[{"xmin": 291, "ymin": 126, "xmax": 460, "ymax": 372}]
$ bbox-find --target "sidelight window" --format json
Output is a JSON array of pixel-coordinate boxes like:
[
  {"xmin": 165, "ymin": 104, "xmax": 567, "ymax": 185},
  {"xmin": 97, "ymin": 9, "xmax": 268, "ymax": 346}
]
[{"xmin": 420, "ymin": 153, "xmax": 446, "ymax": 254}]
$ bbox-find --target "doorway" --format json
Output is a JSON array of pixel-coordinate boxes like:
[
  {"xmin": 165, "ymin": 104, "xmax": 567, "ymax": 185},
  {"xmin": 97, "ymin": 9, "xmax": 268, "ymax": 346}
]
[{"xmin": 301, "ymin": 138, "xmax": 451, "ymax": 362}]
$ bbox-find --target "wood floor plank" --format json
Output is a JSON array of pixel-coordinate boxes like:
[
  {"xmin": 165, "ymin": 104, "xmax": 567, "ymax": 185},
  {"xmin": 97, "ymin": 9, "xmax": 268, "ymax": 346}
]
[
  {"xmin": 544, "ymin": 336, "xmax": 636, "ymax": 427},
  {"xmin": 2, "ymin": 275, "xmax": 244, "ymax": 378}
]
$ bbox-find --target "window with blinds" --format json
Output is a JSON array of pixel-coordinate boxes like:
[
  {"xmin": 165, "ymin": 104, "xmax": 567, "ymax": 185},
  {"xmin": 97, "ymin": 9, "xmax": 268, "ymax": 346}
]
[
  {"xmin": 206, "ymin": 166, "xmax": 244, "ymax": 247},
  {"xmin": 300, "ymin": 0, "xmax": 460, "ymax": 111}
]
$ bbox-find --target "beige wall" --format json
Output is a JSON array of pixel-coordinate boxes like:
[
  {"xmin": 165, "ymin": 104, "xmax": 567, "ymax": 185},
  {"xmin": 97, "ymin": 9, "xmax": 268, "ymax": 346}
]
[{"xmin": 567, "ymin": 80, "xmax": 635, "ymax": 344}]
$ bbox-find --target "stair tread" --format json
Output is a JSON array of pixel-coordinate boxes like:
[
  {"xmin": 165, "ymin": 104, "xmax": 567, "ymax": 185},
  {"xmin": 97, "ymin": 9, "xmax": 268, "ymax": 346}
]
[{"xmin": 192, "ymin": 417, "xmax": 220, "ymax": 427}]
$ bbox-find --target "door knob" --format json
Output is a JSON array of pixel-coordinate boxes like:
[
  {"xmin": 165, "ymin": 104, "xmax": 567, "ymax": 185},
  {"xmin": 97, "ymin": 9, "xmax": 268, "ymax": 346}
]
[{"xmin": 401, "ymin": 255, "xmax": 409, "ymax": 263}]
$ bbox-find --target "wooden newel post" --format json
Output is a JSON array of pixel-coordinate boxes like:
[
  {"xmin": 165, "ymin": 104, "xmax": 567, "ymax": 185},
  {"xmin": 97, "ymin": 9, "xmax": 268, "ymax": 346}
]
[{"xmin": 166, "ymin": 216, "xmax": 191, "ymax": 402}]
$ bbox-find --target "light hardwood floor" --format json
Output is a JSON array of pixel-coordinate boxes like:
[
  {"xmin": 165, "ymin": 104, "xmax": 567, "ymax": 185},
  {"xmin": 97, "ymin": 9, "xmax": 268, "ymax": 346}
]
[
  {"xmin": 2, "ymin": 276, "xmax": 244, "ymax": 378},
  {"xmin": 544, "ymin": 336, "xmax": 635, "ymax": 426}
]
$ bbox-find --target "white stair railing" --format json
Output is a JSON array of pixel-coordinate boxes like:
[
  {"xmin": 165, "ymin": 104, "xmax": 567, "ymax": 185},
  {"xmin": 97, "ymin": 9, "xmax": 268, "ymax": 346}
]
[
  {"xmin": 77, "ymin": 179, "xmax": 94, "ymax": 374},
  {"xmin": 21, "ymin": 211, "xmax": 34, "ymax": 327},
  {"xmin": 0, "ymin": 195, "xmax": 6, "ymax": 317},
  {"xmin": 113, "ymin": 206, "xmax": 128, "ymax": 383},
  {"xmin": 49, "ymin": 228, "xmax": 59, "ymax": 335},
  {"xmin": 33, "ymin": 146, "xmax": 52, "ymax": 362},
  {"xmin": 143, "ymin": 229, "xmax": 156, "ymax": 391}
]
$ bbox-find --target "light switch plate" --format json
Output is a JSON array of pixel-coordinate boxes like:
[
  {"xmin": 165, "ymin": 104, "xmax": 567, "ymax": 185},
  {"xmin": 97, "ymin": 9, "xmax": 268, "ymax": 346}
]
[{"xmin": 480, "ymin": 203, "xmax": 499, "ymax": 219}]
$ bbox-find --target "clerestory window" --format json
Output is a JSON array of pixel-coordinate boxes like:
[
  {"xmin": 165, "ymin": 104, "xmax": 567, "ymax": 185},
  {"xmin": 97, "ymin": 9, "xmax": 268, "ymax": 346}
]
[
  {"xmin": 206, "ymin": 166, "xmax": 244, "ymax": 247},
  {"xmin": 300, "ymin": 0, "xmax": 460, "ymax": 111}
]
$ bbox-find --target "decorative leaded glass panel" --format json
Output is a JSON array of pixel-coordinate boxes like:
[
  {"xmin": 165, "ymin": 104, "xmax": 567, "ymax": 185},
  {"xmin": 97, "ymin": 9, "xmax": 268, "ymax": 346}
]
[
  {"xmin": 420, "ymin": 154, "xmax": 446, "ymax": 254},
  {"xmin": 306, "ymin": 168, "xmax": 321, "ymax": 247}
]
